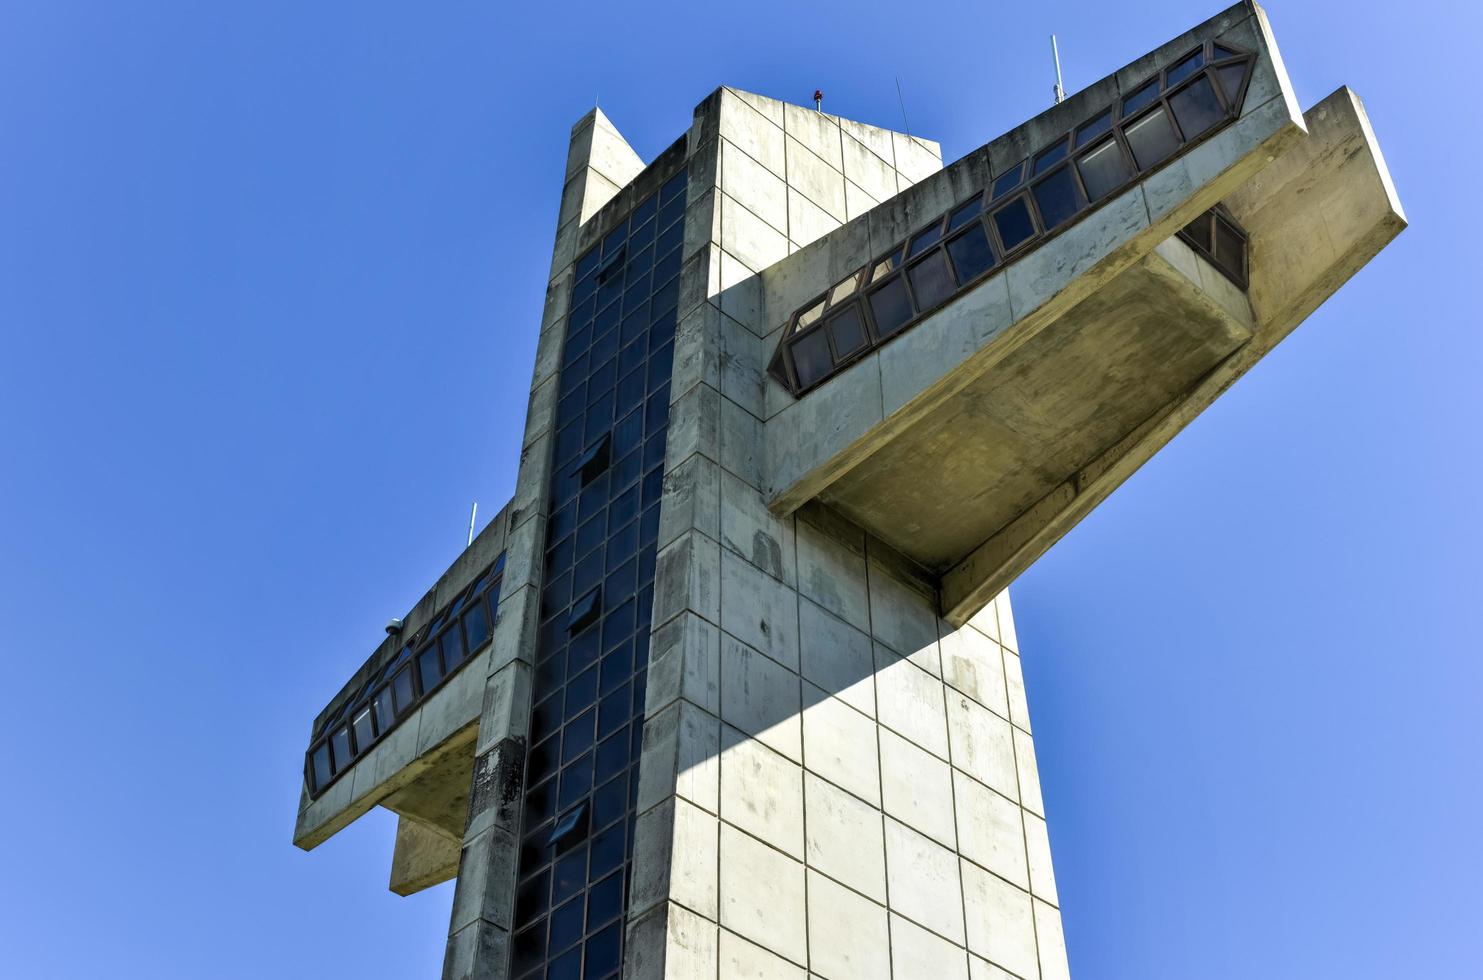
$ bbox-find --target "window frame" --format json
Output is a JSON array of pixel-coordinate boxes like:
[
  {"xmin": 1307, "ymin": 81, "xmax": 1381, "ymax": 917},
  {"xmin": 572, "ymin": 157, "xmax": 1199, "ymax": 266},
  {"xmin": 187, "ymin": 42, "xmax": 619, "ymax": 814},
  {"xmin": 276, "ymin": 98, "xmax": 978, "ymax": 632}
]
[{"xmin": 768, "ymin": 39, "xmax": 1256, "ymax": 397}]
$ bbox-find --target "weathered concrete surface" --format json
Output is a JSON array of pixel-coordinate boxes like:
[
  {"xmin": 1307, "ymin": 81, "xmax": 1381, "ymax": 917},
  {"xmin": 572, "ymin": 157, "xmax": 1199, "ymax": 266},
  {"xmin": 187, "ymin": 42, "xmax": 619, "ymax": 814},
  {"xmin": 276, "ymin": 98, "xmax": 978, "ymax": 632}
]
[
  {"xmin": 941, "ymin": 85, "xmax": 1405, "ymax": 622},
  {"xmin": 820, "ymin": 240, "xmax": 1253, "ymax": 572},
  {"xmin": 763, "ymin": 3, "xmax": 1305, "ymax": 528},
  {"xmin": 390, "ymin": 814, "xmax": 461, "ymax": 897}
]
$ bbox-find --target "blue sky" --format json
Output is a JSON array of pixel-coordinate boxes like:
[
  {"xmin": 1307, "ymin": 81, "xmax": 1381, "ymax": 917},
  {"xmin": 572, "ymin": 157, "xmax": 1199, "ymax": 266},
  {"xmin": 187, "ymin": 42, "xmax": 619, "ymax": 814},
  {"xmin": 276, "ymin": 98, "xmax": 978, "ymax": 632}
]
[{"xmin": 1, "ymin": 1, "xmax": 1476, "ymax": 977}]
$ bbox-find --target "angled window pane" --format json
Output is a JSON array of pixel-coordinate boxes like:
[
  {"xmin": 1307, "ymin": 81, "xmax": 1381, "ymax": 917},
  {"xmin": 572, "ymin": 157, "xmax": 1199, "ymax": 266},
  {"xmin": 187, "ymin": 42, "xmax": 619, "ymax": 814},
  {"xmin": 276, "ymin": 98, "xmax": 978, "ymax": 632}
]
[
  {"xmin": 993, "ymin": 196, "xmax": 1037, "ymax": 252},
  {"xmin": 1181, "ymin": 211, "xmax": 1214, "ymax": 252},
  {"xmin": 1216, "ymin": 62, "xmax": 1248, "ymax": 106},
  {"xmin": 870, "ymin": 246, "xmax": 905, "ymax": 282},
  {"xmin": 311, "ymin": 744, "xmax": 332, "ymax": 790},
  {"xmin": 794, "ymin": 297, "xmax": 825, "ymax": 333},
  {"xmin": 569, "ymin": 586, "xmax": 602, "ymax": 634},
  {"xmin": 463, "ymin": 600, "xmax": 491, "ymax": 652},
  {"xmin": 1076, "ymin": 110, "xmax": 1113, "ymax": 147},
  {"xmin": 867, "ymin": 275, "xmax": 913, "ymax": 338},
  {"xmin": 1033, "ymin": 138, "xmax": 1069, "ymax": 176},
  {"xmin": 991, "ymin": 162, "xmax": 1025, "ymax": 200},
  {"xmin": 551, "ymin": 848, "xmax": 587, "ymax": 906},
  {"xmin": 946, "ymin": 196, "xmax": 983, "ymax": 232},
  {"xmin": 575, "ymin": 247, "xmax": 600, "ymax": 282},
  {"xmin": 1213, "ymin": 42, "xmax": 1242, "ymax": 61},
  {"xmin": 391, "ymin": 666, "xmax": 416, "ymax": 715},
  {"xmin": 906, "ymin": 251, "xmax": 955, "ymax": 311},
  {"xmin": 1077, "ymin": 139, "xmax": 1133, "ymax": 201},
  {"xmin": 441, "ymin": 621, "xmax": 466, "ymax": 670},
  {"xmin": 418, "ymin": 646, "xmax": 444, "ymax": 693},
  {"xmin": 1032, "ymin": 166, "xmax": 1083, "ymax": 231},
  {"xmin": 1214, "ymin": 217, "xmax": 1246, "ymax": 281},
  {"xmin": 352, "ymin": 707, "xmax": 375, "ymax": 751},
  {"xmin": 826, "ymin": 305, "xmax": 869, "ymax": 360},
  {"xmin": 371, "ymin": 686, "xmax": 394, "ymax": 734},
  {"xmin": 330, "ymin": 725, "xmax": 353, "ymax": 771},
  {"xmin": 1123, "ymin": 107, "xmax": 1180, "ymax": 170},
  {"xmin": 789, "ymin": 327, "xmax": 833, "ymax": 390},
  {"xmin": 907, "ymin": 221, "xmax": 944, "ymax": 258},
  {"xmin": 563, "ymin": 709, "xmax": 596, "ymax": 764},
  {"xmin": 946, "ymin": 223, "xmax": 996, "ymax": 283},
  {"xmin": 828, "ymin": 269, "xmax": 863, "ymax": 306},
  {"xmin": 1165, "ymin": 49, "xmax": 1206, "ymax": 87},
  {"xmin": 1169, "ymin": 75, "xmax": 1225, "ymax": 141},
  {"xmin": 1122, "ymin": 79, "xmax": 1160, "ymax": 115}
]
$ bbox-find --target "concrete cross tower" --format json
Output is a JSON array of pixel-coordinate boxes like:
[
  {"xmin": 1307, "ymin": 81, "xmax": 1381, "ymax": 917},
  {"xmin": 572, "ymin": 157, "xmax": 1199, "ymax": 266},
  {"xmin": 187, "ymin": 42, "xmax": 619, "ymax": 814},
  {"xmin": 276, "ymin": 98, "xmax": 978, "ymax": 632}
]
[{"xmin": 292, "ymin": 5, "xmax": 1405, "ymax": 978}]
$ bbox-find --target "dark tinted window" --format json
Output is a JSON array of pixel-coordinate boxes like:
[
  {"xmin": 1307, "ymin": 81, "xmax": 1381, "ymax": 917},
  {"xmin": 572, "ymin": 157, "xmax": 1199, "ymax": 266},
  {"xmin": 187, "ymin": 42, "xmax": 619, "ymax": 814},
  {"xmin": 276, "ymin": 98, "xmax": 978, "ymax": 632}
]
[
  {"xmin": 946, "ymin": 224, "xmax": 996, "ymax": 283},
  {"xmin": 1033, "ymin": 138, "xmax": 1069, "ymax": 176},
  {"xmin": 947, "ymin": 196, "xmax": 983, "ymax": 232},
  {"xmin": 418, "ymin": 646, "xmax": 443, "ymax": 693},
  {"xmin": 1217, "ymin": 63, "xmax": 1248, "ymax": 104},
  {"xmin": 441, "ymin": 623, "xmax": 466, "ymax": 669},
  {"xmin": 991, "ymin": 163, "xmax": 1024, "ymax": 200},
  {"xmin": 907, "ymin": 222, "xmax": 944, "ymax": 258},
  {"xmin": 1165, "ymin": 49, "xmax": 1205, "ymax": 86},
  {"xmin": 907, "ymin": 251, "xmax": 955, "ymax": 311},
  {"xmin": 1077, "ymin": 140, "xmax": 1132, "ymax": 201},
  {"xmin": 464, "ymin": 600, "xmax": 491, "ymax": 651},
  {"xmin": 993, "ymin": 197, "xmax": 1037, "ymax": 252},
  {"xmin": 867, "ymin": 276, "xmax": 913, "ymax": 338},
  {"xmin": 311, "ymin": 744, "xmax": 332, "ymax": 789},
  {"xmin": 827, "ymin": 305, "xmax": 869, "ymax": 360},
  {"xmin": 1214, "ymin": 216, "xmax": 1246, "ymax": 279},
  {"xmin": 1032, "ymin": 167, "xmax": 1082, "ymax": 231},
  {"xmin": 1076, "ymin": 110, "xmax": 1113, "ymax": 146},
  {"xmin": 1122, "ymin": 79, "xmax": 1159, "ymax": 115},
  {"xmin": 391, "ymin": 667, "xmax": 415, "ymax": 715},
  {"xmin": 330, "ymin": 726, "xmax": 352, "ymax": 770},
  {"xmin": 1123, "ymin": 107, "xmax": 1180, "ymax": 170},
  {"xmin": 1169, "ymin": 75, "xmax": 1224, "ymax": 141},
  {"xmin": 790, "ymin": 327, "xmax": 833, "ymax": 390}
]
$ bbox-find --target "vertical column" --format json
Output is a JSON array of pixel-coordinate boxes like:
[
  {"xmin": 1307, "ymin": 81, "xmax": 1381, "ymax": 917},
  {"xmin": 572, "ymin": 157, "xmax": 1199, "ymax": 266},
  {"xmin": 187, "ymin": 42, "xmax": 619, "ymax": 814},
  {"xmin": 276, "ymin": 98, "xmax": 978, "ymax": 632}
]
[{"xmin": 443, "ymin": 109, "xmax": 644, "ymax": 980}]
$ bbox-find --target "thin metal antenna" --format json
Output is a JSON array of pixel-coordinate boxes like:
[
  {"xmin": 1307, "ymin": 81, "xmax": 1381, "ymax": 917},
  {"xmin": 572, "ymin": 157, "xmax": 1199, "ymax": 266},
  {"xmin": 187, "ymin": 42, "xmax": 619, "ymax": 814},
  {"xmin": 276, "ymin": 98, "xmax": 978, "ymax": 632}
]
[
  {"xmin": 894, "ymin": 77, "xmax": 911, "ymax": 139},
  {"xmin": 1051, "ymin": 35, "xmax": 1067, "ymax": 104},
  {"xmin": 467, "ymin": 501, "xmax": 478, "ymax": 547}
]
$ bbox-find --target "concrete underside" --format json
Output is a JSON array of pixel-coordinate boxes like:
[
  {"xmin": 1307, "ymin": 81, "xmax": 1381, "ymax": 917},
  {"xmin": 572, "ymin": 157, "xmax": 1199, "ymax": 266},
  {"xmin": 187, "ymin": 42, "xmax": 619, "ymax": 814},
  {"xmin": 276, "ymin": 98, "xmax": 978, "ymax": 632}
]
[{"xmin": 821, "ymin": 245, "xmax": 1252, "ymax": 573}]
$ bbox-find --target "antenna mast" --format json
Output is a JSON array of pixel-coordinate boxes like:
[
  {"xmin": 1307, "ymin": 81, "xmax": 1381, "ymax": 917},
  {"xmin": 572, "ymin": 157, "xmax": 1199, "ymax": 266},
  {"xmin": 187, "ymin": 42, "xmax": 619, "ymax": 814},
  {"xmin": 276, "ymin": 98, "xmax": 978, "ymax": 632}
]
[
  {"xmin": 467, "ymin": 501, "xmax": 478, "ymax": 547},
  {"xmin": 1051, "ymin": 34, "xmax": 1066, "ymax": 104}
]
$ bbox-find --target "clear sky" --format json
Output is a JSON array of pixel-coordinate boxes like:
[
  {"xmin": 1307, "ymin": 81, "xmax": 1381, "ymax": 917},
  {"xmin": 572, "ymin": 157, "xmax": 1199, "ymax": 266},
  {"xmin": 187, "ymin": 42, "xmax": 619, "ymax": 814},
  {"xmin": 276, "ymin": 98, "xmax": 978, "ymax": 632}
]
[{"xmin": 1, "ymin": 1, "xmax": 1476, "ymax": 977}]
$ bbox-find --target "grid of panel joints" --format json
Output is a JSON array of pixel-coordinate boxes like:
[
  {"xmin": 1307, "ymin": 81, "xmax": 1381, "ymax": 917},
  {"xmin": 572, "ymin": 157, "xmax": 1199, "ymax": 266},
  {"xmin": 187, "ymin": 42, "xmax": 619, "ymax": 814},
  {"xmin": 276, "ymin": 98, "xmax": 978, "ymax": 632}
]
[
  {"xmin": 305, "ymin": 557, "xmax": 506, "ymax": 797},
  {"xmin": 511, "ymin": 168, "xmax": 687, "ymax": 980},
  {"xmin": 768, "ymin": 39, "xmax": 1256, "ymax": 395}
]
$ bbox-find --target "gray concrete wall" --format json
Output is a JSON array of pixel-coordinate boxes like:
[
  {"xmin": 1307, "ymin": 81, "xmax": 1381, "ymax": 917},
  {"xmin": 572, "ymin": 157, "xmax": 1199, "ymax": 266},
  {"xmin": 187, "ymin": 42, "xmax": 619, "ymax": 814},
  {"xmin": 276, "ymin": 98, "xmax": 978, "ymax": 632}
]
[{"xmin": 623, "ymin": 87, "xmax": 1070, "ymax": 979}]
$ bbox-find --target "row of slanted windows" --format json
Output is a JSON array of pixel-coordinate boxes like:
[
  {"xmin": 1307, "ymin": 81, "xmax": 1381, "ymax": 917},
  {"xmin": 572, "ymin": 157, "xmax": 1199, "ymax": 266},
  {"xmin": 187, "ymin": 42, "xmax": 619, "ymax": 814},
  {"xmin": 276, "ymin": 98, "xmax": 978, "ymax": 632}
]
[
  {"xmin": 306, "ymin": 556, "xmax": 504, "ymax": 796},
  {"xmin": 769, "ymin": 39, "xmax": 1257, "ymax": 396}
]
